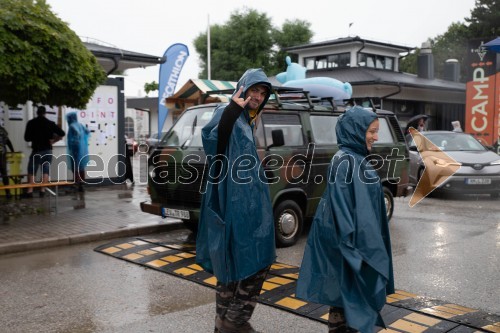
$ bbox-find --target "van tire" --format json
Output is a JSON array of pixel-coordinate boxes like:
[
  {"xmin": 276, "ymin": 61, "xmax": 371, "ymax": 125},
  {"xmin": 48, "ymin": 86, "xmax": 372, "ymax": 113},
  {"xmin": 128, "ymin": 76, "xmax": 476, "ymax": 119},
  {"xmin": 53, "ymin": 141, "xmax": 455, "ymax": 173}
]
[
  {"xmin": 383, "ymin": 187, "xmax": 394, "ymax": 221},
  {"xmin": 274, "ymin": 200, "xmax": 303, "ymax": 248}
]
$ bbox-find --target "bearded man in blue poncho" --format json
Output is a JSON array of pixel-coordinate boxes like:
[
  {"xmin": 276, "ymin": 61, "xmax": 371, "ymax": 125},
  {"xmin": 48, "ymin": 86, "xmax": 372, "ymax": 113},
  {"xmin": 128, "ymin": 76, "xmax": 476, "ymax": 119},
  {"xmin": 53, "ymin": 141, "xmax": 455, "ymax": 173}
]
[
  {"xmin": 196, "ymin": 69, "xmax": 276, "ymax": 333},
  {"xmin": 296, "ymin": 106, "xmax": 394, "ymax": 333}
]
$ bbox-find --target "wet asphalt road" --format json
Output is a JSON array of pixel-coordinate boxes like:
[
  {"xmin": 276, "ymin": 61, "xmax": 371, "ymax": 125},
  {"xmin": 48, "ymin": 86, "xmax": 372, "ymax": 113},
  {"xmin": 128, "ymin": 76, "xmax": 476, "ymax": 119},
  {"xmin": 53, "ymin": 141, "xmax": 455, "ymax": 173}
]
[
  {"xmin": 0, "ymin": 193, "xmax": 498, "ymax": 332},
  {"xmin": 0, "ymin": 240, "xmax": 324, "ymax": 332}
]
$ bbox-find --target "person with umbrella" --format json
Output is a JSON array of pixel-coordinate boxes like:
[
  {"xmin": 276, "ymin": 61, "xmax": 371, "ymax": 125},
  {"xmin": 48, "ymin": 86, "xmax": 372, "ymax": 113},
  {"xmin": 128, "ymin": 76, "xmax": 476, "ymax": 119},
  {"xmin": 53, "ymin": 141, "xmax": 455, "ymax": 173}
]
[{"xmin": 404, "ymin": 114, "xmax": 428, "ymax": 135}]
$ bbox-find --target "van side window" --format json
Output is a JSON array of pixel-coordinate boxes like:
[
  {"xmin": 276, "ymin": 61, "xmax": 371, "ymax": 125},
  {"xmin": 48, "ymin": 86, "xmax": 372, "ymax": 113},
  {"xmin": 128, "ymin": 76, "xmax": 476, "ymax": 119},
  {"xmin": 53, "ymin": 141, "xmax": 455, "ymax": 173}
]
[
  {"xmin": 260, "ymin": 114, "xmax": 304, "ymax": 147},
  {"xmin": 377, "ymin": 118, "xmax": 395, "ymax": 144},
  {"xmin": 310, "ymin": 115, "xmax": 338, "ymax": 144}
]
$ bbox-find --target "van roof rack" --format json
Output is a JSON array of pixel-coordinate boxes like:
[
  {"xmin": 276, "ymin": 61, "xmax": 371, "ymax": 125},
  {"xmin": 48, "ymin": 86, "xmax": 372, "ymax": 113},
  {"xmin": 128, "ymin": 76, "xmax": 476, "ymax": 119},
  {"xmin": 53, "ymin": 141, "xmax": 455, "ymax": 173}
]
[{"xmin": 202, "ymin": 86, "xmax": 338, "ymax": 110}]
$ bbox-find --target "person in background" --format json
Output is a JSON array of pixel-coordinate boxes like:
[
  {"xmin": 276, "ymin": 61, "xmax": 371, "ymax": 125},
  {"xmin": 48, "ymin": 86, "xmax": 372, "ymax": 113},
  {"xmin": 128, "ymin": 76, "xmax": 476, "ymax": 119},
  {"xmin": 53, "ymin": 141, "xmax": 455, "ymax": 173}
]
[
  {"xmin": 451, "ymin": 120, "xmax": 463, "ymax": 132},
  {"xmin": 404, "ymin": 115, "xmax": 428, "ymax": 135},
  {"xmin": 124, "ymin": 135, "xmax": 134, "ymax": 184},
  {"xmin": 416, "ymin": 117, "xmax": 426, "ymax": 131},
  {"xmin": 296, "ymin": 106, "xmax": 394, "ymax": 333},
  {"xmin": 66, "ymin": 111, "xmax": 90, "ymax": 192},
  {"xmin": 23, "ymin": 106, "xmax": 65, "ymax": 198},
  {"xmin": 0, "ymin": 124, "xmax": 15, "ymax": 199},
  {"xmin": 196, "ymin": 69, "xmax": 275, "ymax": 333}
]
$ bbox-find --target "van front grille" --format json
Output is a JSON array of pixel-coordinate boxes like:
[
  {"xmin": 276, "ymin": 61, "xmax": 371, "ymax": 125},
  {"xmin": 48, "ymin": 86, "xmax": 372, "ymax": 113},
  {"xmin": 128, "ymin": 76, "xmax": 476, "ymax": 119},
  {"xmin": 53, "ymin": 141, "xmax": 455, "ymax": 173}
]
[{"xmin": 150, "ymin": 164, "xmax": 208, "ymax": 207}]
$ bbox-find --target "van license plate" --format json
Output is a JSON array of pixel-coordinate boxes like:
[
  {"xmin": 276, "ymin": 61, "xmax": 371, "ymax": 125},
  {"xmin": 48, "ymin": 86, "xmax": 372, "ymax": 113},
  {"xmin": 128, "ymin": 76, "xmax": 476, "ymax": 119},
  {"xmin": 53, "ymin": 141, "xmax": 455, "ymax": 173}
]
[
  {"xmin": 465, "ymin": 178, "xmax": 491, "ymax": 185},
  {"xmin": 163, "ymin": 208, "xmax": 190, "ymax": 219}
]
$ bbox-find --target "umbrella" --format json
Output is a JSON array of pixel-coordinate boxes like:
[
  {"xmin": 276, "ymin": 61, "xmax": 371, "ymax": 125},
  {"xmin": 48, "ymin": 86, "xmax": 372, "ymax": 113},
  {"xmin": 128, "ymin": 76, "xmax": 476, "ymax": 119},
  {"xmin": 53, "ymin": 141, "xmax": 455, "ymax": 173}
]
[
  {"xmin": 404, "ymin": 114, "xmax": 428, "ymax": 134},
  {"xmin": 483, "ymin": 37, "xmax": 500, "ymax": 53}
]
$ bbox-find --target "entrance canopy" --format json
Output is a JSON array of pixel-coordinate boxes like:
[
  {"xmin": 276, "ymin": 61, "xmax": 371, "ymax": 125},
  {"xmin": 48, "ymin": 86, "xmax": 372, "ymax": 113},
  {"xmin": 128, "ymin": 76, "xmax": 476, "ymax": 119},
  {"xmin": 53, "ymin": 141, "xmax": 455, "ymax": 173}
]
[{"xmin": 166, "ymin": 79, "xmax": 237, "ymax": 112}]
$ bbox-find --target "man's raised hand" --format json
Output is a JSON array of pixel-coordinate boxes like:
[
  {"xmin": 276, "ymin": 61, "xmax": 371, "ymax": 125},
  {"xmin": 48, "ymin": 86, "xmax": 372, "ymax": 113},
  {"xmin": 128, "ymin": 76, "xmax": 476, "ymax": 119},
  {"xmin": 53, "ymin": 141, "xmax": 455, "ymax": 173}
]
[{"xmin": 231, "ymin": 86, "xmax": 250, "ymax": 108}]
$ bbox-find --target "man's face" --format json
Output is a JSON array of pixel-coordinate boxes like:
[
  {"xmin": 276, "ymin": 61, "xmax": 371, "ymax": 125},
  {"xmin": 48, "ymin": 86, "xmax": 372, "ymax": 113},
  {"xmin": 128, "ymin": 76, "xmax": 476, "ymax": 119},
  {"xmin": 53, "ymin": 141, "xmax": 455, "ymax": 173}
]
[{"xmin": 245, "ymin": 85, "xmax": 268, "ymax": 110}]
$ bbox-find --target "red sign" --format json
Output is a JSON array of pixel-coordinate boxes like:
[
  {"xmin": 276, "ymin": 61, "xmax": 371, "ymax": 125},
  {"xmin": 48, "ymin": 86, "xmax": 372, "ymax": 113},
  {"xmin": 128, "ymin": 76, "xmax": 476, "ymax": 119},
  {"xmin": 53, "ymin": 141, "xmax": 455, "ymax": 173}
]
[
  {"xmin": 465, "ymin": 39, "xmax": 498, "ymax": 147},
  {"xmin": 495, "ymin": 72, "xmax": 500, "ymax": 154}
]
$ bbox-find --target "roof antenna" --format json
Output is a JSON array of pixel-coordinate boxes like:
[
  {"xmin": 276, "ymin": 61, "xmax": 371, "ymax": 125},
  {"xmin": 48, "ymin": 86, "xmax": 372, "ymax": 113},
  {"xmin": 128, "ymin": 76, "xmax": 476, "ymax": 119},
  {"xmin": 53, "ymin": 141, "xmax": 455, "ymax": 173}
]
[{"xmin": 348, "ymin": 22, "xmax": 354, "ymax": 37}]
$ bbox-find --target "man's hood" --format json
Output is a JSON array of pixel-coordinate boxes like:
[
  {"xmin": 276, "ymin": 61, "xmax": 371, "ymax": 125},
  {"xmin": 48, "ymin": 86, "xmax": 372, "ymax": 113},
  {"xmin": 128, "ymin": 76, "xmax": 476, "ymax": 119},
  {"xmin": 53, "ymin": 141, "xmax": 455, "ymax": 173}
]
[{"xmin": 232, "ymin": 68, "xmax": 272, "ymax": 114}]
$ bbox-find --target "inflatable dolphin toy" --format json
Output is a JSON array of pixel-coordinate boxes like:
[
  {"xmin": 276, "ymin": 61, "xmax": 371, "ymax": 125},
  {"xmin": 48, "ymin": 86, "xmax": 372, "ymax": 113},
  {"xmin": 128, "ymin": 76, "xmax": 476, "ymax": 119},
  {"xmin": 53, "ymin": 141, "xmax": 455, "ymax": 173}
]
[{"xmin": 276, "ymin": 56, "xmax": 353, "ymax": 101}]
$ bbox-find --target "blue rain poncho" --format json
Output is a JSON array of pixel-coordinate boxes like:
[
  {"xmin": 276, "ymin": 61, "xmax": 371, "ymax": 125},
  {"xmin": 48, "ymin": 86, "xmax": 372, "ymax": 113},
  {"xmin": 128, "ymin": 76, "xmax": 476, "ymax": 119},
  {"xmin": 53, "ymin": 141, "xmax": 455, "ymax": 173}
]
[
  {"xmin": 296, "ymin": 106, "xmax": 394, "ymax": 333},
  {"xmin": 196, "ymin": 69, "xmax": 276, "ymax": 284},
  {"xmin": 66, "ymin": 112, "xmax": 90, "ymax": 172}
]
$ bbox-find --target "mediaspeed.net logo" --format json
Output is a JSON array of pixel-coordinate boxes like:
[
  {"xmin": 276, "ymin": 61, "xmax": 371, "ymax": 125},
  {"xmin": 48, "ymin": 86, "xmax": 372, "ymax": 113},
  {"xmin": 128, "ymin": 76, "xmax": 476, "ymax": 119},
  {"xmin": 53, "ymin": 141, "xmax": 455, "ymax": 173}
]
[{"xmin": 408, "ymin": 128, "xmax": 461, "ymax": 207}]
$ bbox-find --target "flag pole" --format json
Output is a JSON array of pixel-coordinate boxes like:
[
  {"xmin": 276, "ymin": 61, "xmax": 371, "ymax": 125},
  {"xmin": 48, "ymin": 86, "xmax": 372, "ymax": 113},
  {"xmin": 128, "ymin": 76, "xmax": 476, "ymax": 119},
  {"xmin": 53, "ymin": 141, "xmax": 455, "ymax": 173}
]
[{"xmin": 207, "ymin": 14, "xmax": 211, "ymax": 80}]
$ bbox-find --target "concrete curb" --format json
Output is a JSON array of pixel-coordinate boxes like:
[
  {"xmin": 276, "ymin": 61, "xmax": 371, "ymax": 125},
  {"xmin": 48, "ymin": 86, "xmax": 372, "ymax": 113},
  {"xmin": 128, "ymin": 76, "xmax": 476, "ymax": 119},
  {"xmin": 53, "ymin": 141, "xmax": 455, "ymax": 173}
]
[{"xmin": 0, "ymin": 221, "xmax": 185, "ymax": 256}]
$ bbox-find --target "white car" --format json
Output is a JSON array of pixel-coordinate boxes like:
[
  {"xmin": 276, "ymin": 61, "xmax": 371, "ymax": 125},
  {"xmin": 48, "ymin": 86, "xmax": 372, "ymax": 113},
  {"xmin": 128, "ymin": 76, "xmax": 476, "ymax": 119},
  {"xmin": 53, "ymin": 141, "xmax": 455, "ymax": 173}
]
[{"xmin": 406, "ymin": 131, "xmax": 500, "ymax": 198}]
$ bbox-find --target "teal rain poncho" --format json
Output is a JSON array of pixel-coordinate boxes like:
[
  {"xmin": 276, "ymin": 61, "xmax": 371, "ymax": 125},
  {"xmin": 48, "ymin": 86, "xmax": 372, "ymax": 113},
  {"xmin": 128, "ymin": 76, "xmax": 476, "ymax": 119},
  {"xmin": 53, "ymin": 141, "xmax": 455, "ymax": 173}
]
[
  {"xmin": 66, "ymin": 111, "xmax": 90, "ymax": 172},
  {"xmin": 296, "ymin": 106, "xmax": 394, "ymax": 333},
  {"xmin": 196, "ymin": 69, "xmax": 276, "ymax": 284}
]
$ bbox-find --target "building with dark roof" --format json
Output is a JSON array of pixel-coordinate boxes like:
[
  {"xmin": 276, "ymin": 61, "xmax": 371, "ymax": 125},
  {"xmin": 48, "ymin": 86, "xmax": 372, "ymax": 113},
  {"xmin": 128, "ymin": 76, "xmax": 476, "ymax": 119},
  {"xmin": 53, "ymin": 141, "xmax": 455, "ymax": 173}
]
[{"xmin": 286, "ymin": 36, "xmax": 466, "ymax": 131}]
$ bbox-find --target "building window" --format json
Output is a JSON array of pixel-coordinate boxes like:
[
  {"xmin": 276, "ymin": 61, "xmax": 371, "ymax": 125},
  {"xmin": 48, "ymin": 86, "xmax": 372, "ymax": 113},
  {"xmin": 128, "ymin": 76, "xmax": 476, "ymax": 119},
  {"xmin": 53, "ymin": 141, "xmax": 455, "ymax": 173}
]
[
  {"xmin": 384, "ymin": 57, "xmax": 393, "ymax": 70},
  {"xmin": 304, "ymin": 57, "xmax": 315, "ymax": 70},
  {"xmin": 358, "ymin": 53, "xmax": 394, "ymax": 70},
  {"xmin": 303, "ymin": 53, "xmax": 351, "ymax": 70},
  {"xmin": 124, "ymin": 116, "xmax": 135, "ymax": 139},
  {"xmin": 327, "ymin": 54, "xmax": 339, "ymax": 68},
  {"xmin": 338, "ymin": 53, "xmax": 350, "ymax": 67},
  {"xmin": 316, "ymin": 56, "xmax": 328, "ymax": 69}
]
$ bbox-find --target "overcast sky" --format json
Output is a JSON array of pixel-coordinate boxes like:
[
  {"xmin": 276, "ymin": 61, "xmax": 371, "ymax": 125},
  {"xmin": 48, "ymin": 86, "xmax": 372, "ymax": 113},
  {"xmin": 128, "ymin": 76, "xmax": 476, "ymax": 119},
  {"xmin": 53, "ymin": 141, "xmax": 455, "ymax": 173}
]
[{"xmin": 46, "ymin": 0, "xmax": 476, "ymax": 97}]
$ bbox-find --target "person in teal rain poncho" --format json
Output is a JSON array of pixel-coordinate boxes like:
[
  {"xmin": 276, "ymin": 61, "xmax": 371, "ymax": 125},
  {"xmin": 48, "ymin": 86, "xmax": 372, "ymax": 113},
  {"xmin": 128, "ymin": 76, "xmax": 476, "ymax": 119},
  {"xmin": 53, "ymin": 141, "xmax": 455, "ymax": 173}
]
[
  {"xmin": 66, "ymin": 112, "xmax": 90, "ymax": 192},
  {"xmin": 196, "ymin": 69, "xmax": 276, "ymax": 333},
  {"xmin": 296, "ymin": 106, "xmax": 394, "ymax": 333}
]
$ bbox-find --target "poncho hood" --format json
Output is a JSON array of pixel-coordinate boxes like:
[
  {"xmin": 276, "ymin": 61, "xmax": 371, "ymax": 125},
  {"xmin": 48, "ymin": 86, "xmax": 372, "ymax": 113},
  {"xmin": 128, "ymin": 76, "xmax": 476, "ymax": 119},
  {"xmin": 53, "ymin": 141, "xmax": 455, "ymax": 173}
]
[
  {"xmin": 232, "ymin": 68, "xmax": 272, "ymax": 121},
  {"xmin": 336, "ymin": 106, "xmax": 377, "ymax": 156},
  {"xmin": 66, "ymin": 111, "xmax": 78, "ymax": 124}
]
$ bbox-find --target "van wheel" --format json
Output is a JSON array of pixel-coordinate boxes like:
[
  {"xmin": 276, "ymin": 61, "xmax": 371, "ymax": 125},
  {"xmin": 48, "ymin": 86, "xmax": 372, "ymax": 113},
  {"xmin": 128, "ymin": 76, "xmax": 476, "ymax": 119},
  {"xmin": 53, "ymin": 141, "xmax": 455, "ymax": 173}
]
[
  {"xmin": 274, "ymin": 200, "xmax": 303, "ymax": 248},
  {"xmin": 383, "ymin": 187, "xmax": 394, "ymax": 221}
]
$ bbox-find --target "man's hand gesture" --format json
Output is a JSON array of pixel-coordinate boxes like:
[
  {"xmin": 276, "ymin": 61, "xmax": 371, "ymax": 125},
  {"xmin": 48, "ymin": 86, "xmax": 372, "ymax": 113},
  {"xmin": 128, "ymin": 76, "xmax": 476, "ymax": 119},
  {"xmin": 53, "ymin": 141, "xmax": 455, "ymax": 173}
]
[{"xmin": 231, "ymin": 86, "xmax": 250, "ymax": 108}]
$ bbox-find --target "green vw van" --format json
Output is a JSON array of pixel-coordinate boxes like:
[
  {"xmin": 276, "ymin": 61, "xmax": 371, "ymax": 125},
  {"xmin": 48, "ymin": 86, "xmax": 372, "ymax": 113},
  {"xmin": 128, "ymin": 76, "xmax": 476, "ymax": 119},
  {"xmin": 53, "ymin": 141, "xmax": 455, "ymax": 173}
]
[{"xmin": 141, "ymin": 88, "xmax": 411, "ymax": 247}]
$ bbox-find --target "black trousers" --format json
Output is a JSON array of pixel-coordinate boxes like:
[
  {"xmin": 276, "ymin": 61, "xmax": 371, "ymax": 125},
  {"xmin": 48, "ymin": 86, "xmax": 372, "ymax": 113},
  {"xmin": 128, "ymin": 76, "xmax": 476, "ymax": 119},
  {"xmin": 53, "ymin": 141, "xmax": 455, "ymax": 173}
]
[{"xmin": 124, "ymin": 149, "xmax": 134, "ymax": 183}]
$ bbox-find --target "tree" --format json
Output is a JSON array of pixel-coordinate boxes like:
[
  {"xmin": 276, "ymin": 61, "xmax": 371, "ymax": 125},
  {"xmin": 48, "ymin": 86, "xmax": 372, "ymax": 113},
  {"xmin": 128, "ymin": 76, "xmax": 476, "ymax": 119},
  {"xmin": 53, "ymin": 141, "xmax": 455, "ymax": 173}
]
[
  {"xmin": 144, "ymin": 81, "xmax": 158, "ymax": 96},
  {"xmin": 431, "ymin": 23, "xmax": 471, "ymax": 80},
  {"xmin": 193, "ymin": 8, "xmax": 312, "ymax": 80},
  {"xmin": 400, "ymin": 0, "xmax": 499, "ymax": 81},
  {"xmin": 399, "ymin": 49, "xmax": 419, "ymax": 74},
  {"xmin": 465, "ymin": 0, "xmax": 500, "ymax": 37},
  {"xmin": 271, "ymin": 19, "xmax": 313, "ymax": 74},
  {"xmin": 0, "ymin": 0, "xmax": 107, "ymax": 108}
]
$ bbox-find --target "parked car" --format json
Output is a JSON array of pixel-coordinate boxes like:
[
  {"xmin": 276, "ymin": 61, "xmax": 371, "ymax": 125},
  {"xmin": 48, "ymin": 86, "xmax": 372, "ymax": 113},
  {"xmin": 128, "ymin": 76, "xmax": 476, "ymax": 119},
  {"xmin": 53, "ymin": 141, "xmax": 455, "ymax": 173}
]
[
  {"xmin": 141, "ymin": 88, "xmax": 411, "ymax": 247},
  {"xmin": 125, "ymin": 135, "xmax": 138, "ymax": 155},
  {"xmin": 146, "ymin": 132, "xmax": 168, "ymax": 152},
  {"xmin": 406, "ymin": 131, "xmax": 500, "ymax": 198}
]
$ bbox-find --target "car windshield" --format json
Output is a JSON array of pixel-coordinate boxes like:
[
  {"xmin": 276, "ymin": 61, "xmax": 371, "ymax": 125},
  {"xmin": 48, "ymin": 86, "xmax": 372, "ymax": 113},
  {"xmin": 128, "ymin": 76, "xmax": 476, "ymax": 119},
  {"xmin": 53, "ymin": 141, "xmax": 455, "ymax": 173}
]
[
  {"xmin": 161, "ymin": 105, "xmax": 218, "ymax": 148},
  {"xmin": 424, "ymin": 133, "xmax": 486, "ymax": 152}
]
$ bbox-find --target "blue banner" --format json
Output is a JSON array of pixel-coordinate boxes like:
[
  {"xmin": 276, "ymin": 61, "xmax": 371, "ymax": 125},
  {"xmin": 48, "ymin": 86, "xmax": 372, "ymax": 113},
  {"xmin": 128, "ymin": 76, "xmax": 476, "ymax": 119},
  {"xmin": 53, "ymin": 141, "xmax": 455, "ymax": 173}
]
[{"xmin": 158, "ymin": 43, "xmax": 189, "ymax": 135}]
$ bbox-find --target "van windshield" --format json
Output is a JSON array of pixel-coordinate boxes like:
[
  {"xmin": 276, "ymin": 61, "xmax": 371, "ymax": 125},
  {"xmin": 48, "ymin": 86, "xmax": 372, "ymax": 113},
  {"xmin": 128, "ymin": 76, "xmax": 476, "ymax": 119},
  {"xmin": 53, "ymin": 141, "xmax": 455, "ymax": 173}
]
[{"xmin": 161, "ymin": 105, "xmax": 220, "ymax": 148}]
